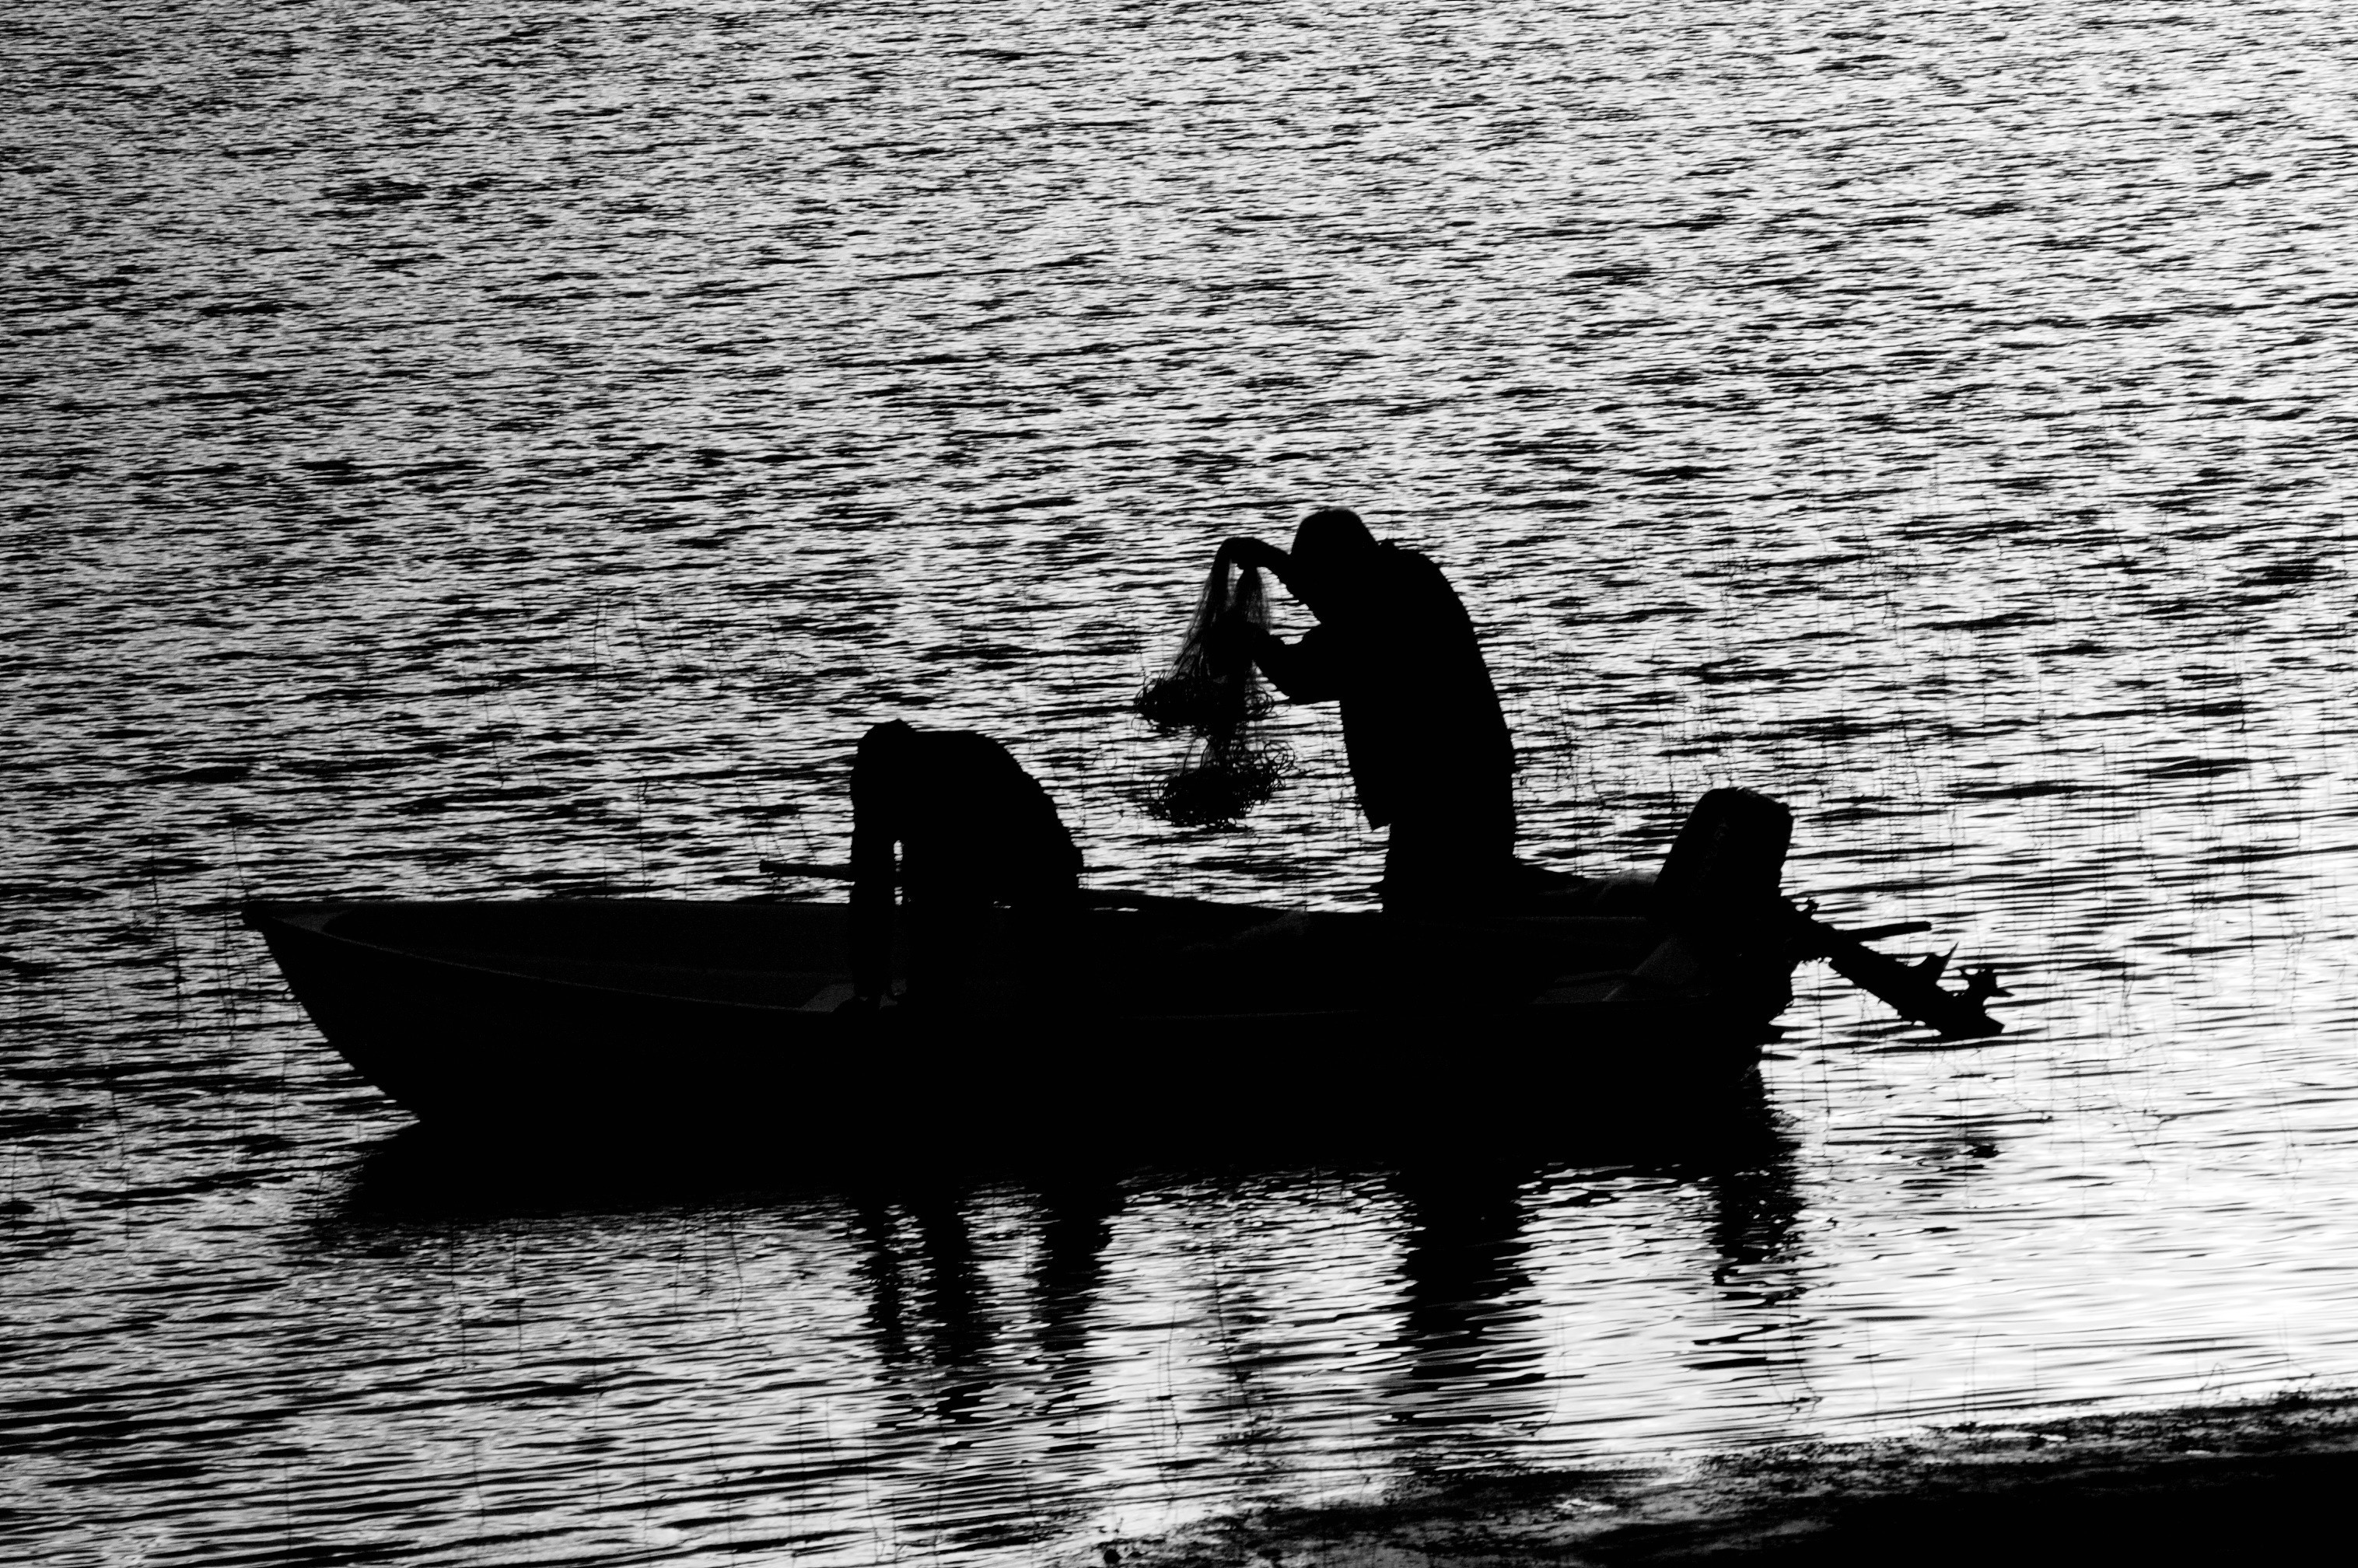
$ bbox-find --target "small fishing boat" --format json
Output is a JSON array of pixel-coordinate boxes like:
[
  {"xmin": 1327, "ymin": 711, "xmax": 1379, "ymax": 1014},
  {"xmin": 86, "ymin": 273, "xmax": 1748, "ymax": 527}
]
[
  {"xmin": 243, "ymin": 791, "xmax": 2000, "ymax": 1150},
  {"xmin": 244, "ymin": 894, "xmax": 1765, "ymax": 1145}
]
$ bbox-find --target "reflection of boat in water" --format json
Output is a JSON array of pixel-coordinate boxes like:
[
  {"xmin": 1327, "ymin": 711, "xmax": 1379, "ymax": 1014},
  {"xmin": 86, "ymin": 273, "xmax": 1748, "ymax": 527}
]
[
  {"xmin": 243, "ymin": 789, "xmax": 1998, "ymax": 1145},
  {"xmin": 317, "ymin": 1111, "xmax": 1811, "ymax": 1555}
]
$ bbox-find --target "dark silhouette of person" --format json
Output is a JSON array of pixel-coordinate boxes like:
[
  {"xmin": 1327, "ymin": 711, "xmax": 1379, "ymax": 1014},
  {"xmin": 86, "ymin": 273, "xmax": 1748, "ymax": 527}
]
[
  {"xmin": 1216, "ymin": 509, "xmax": 1519, "ymax": 912},
  {"xmin": 848, "ymin": 720, "xmax": 1082, "ymax": 1010}
]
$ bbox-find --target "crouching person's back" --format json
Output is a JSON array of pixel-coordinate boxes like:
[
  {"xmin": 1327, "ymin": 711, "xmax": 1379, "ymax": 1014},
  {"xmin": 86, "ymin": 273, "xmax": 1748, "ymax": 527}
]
[{"xmin": 848, "ymin": 720, "xmax": 1083, "ymax": 1017}]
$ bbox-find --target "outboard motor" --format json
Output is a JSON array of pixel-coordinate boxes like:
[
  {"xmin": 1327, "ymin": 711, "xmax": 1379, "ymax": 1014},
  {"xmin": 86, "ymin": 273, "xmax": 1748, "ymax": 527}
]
[{"xmin": 1626, "ymin": 788, "xmax": 1798, "ymax": 1020}]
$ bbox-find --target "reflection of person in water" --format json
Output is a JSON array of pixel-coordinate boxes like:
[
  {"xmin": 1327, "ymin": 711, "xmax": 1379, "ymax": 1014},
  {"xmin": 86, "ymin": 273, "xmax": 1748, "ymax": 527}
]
[
  {"xmin": 1215, "ymin": 509, "xmax": 1520, "ymax": 912},
  {"xmin": 1391, "ymin": 1165, "xmax": 1536, "ymax": 1369},
  {"xmin": 850, "ymin": 1188, "xmax": 996, "ymax": 1429},
  {"xmin": 848, "ymin": 720, "xmax": 1082, "ymax": 1010}
]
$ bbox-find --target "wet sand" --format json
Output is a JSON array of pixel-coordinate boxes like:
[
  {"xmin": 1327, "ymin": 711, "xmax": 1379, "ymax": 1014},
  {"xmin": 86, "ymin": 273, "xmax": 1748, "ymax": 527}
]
[{"xmin": 1100, "ymin": 1390, "xmax": 2358, "ymax": 1566}]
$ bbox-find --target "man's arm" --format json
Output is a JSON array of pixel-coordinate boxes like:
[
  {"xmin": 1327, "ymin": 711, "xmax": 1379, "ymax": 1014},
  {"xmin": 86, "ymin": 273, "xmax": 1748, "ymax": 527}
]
[
  {"xmin": 1216, "ymin": 535, "xmax": 1307, "ymax": 599},
  {"xmin": 1251, "ymin": 625, "xmax": 1342, "ymax": 702},
  {"xmin": 848, "ymin": 744, "xmax": 900, "ymax": 1003},
  {"xmin": 1210, "ymin": 537, "xmax": 1339, "ymax": 699}
]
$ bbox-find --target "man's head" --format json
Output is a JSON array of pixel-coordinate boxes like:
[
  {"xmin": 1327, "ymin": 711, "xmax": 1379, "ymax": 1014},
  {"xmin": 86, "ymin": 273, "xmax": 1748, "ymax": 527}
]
[{"xmin": 1289, "ymin": 508, "xmax": 1377, "ymax": 612}]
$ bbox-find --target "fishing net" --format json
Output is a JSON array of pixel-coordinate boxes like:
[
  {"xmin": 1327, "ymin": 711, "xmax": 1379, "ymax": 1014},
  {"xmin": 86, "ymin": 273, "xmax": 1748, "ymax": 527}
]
[{"xmin": 1136, "ymin": 557, "xmax": 1294, "ymax": 828}]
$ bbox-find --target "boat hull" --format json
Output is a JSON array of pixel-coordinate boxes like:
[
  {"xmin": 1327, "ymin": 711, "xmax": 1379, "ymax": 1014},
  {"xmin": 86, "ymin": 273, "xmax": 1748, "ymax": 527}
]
[{"xmin": 247, "ymin": 898, "xmax": 1777, "ymax": 1153}]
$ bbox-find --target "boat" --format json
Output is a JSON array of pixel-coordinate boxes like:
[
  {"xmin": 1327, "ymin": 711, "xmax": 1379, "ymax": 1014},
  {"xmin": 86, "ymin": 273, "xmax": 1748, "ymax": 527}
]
[{"xmin": 242, "ymin": 790, "xmax": 2000, "ymax": 1151}]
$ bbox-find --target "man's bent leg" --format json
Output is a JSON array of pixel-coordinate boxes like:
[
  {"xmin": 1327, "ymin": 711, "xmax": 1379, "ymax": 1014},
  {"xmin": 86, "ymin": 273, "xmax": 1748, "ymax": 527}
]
[{"xmin": 1382, "ymin": 816, "xmax": 1517, "ymax": 915}]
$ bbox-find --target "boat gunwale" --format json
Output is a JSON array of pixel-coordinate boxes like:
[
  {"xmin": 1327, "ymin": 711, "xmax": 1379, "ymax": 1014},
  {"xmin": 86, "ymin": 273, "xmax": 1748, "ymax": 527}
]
[{"xmin": 239, "ymin": 898, "xmax": 1699, "ymax": 1029}]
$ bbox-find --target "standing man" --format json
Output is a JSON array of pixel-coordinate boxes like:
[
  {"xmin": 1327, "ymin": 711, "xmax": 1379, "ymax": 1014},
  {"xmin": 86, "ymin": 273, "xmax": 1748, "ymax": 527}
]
[
  {"xmin": 1216, "ymin": 507, "xmax": 1519, "ymax": 913},
  {"xmin": 848, "ymin": 720, "xmax": 1083, "ymax": 1012}
]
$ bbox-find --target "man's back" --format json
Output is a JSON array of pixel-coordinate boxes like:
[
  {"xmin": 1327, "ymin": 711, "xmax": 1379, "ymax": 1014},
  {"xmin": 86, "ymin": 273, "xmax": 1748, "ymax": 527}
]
[
  {"xmin": 1269, "ymin": 544, "xmax": 1513, "ymax": 833},
  {"xmin": 1330, "ymin": 544, "xmax": 1513, "ymax": 831},
  {"xmin": 852, "ymin": 725, "xmax": 1079, "ymax": 902},
  {"xmin": 848, "ymin": 722, "xmax": 1080, "ymax": 1004}
]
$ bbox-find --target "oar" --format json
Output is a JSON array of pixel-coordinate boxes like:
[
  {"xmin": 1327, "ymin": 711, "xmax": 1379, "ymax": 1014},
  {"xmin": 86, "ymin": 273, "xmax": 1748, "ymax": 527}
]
[
  {"xmin": 759, "ymin": 859, "xmax": 857, "ymax": 881},
  {"xmin": 757, "ymin": 859, "xmax": 1209, "ymax": 912}
]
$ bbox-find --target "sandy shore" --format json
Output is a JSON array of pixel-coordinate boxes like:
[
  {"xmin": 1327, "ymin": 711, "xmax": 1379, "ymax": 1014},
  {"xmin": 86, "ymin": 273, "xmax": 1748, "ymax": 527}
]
[{"xmin": 1093, "ymin": 1390, "xmax": 2358, "ymax": 1566}]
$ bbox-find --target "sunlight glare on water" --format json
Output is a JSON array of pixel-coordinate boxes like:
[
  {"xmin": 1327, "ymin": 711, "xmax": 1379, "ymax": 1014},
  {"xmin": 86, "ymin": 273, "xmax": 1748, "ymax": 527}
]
[{"xmin": 6, "ymin": 0, "xmax": 2358, "ymax": 1562}]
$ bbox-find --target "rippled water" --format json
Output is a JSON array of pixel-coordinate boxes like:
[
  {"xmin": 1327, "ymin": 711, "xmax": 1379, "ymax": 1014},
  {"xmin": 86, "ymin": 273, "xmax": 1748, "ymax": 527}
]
[{"xmin": 9, "ymin": 0, "xmax": 2358, "ymax": 1562}]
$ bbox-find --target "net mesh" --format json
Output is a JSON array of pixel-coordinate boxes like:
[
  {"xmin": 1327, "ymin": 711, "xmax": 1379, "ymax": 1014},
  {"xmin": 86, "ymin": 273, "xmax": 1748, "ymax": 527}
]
[{"xmin": 1135, "ymin": 558, "xmax": 1294, "ymax": 828}]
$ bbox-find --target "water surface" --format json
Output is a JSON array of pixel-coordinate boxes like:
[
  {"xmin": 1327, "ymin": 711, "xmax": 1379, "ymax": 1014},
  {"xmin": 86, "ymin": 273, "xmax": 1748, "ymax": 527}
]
[{"xmin": 8, "ymin": 1, "xmax": 2358, "ymax": 1563}]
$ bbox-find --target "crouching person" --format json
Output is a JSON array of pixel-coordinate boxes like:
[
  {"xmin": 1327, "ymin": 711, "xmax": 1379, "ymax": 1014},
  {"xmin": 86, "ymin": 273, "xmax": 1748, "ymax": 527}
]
[{"xmin": 848, "ymin": 720, "xmax": 1083, "ymax": 1016}]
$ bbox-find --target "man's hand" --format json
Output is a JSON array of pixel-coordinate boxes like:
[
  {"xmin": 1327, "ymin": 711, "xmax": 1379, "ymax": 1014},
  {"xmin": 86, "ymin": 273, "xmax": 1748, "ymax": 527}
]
[{"xmin": 1217, "ymin": 536, "xmax": 1289, "ymax": 576}]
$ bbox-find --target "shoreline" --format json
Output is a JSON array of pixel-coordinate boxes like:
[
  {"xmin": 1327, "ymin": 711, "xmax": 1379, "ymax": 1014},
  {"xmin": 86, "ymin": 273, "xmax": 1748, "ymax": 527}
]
[{"xmin": 1094, "ymin": 1389, "xmax": 2358, "ymax": 1566}]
